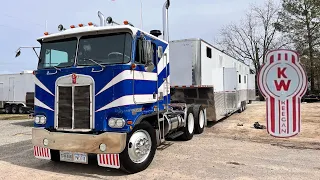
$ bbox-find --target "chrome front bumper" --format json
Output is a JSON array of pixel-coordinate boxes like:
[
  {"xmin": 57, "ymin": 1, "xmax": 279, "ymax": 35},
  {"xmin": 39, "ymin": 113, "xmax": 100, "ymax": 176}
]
[{"xmin": 32, "ymin": 128, "xmax": 127, "ymax": 154}]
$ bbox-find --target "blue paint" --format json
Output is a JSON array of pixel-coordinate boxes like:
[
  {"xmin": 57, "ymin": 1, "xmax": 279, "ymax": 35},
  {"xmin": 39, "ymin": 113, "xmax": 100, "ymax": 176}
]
[{"xmin": 34, "ymin": 28, "xmax": 170, "ymax": 133}]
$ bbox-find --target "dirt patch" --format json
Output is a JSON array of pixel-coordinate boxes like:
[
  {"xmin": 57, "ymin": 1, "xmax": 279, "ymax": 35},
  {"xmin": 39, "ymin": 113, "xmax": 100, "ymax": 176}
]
[
  {"xmin": 0, "ymin": 114, "xmax": 31, "ymax": 120},
  {"xmin": 208, "ymin": 101, "xmax": 320, "ymax": 149}
]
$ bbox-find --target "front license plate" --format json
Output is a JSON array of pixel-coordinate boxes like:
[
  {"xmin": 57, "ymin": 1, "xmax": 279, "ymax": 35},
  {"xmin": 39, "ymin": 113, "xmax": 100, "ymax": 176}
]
[{"xmin": 60, "ymin": 151, "xmax": 88, "ymax": 164}]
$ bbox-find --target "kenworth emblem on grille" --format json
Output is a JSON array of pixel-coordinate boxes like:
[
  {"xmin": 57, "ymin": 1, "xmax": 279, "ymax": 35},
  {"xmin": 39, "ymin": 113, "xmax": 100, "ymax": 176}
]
[
  {"xmin": 72, "ymin": 73, "xmax": 77, "ymax": 84},
  {"xmin": 258, "ymin": 49, "xmax": 307, "ymax": 138}
]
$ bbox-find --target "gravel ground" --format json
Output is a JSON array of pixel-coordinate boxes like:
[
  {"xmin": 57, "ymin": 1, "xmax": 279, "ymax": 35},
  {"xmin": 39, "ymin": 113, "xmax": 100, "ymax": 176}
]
[{"xmin": 1, "ymin": 103, "xmax": 320, "ymax": 180}]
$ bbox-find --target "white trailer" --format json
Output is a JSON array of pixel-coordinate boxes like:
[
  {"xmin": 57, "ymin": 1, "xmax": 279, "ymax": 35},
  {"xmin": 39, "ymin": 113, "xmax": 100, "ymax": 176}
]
[
  {"xmin": 169, "ymin": 38, "xmax": 256, "ymax": 122},
  {"xmin": 0, "ymin": 71, "xmax": 35, "ymax": 114}
]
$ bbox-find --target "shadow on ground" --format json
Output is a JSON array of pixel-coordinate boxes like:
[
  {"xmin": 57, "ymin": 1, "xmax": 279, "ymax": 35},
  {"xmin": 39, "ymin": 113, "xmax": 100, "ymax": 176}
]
[
  {"xmin": 0, "ymin": 140, "xmax": 128, "ymax": 178},
  {"xmin": 11, "ymin": 120, "xmax": 34, "ymax": 127}
]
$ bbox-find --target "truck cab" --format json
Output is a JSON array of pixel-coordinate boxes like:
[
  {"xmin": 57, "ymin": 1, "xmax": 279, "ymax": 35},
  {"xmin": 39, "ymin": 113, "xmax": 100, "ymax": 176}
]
[
  {"xmin": 31, "ymin": 12, "xmax": 175, "ymax": 173},
  {"xmin": 20, "ymin": 1, "xmax": 206, "ymax": 174}
]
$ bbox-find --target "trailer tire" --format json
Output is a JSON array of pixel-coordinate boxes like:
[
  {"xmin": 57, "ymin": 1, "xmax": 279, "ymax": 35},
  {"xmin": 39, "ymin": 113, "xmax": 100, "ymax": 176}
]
[
  {"xmin": 4, "ymin": 105, "xmax": 11, "ymax": 114},
  {"xmin": 180, "ymin": 107, "xmax": 195, "ymax": 140},
  {"xmin": 119, "ymin": 121, "xmax": 157, "ymax": 174},
  {"xmin": 11, "ymin": 105, "xmax": 18, "ymax": 114},
  {"xmin": 193, "ymin": 105, "xmax": 205, "ymax": 134},
  {"xmin": 18, "ymin": 105, "xmax": 25, "ymax": 114},
  {"xmin": 237, "ymin": 104, "xmax": 243, "ymax": 113}
]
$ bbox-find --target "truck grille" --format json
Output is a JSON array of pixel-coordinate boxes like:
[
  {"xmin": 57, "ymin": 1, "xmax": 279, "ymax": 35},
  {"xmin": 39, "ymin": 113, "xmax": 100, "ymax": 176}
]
[{"xmin": 57, "ymin": 85, "xmax": 91, "ymax": 130}]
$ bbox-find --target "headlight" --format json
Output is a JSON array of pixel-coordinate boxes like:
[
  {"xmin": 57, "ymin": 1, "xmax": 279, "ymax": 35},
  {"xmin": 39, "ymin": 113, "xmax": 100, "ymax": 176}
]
[
  {"xmin": 35, "ymin": 115, "xmax": 46, "ymax": 125},
  {"xmin": 108, "ymin": 118, "xmax": 125, "ymax": 128}
]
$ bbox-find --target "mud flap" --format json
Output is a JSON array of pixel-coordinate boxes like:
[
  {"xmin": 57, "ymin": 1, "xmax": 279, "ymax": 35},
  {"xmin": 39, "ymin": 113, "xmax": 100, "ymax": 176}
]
[
  {"xmin": 97, "ymin": 154, "xmax": 120, "ymax": 169},
  {"xmin": 33, "ymin": 146, "xmax": 51, "ymax": 160}
]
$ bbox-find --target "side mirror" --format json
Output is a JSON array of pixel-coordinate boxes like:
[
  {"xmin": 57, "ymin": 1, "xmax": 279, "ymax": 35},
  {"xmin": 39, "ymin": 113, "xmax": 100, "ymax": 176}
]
[
  {"xmin": 157, "ymin": 46, "xmax": 163, "ymax": 58},
  {"xmin": 15, "ymin": 48, "xmax": 21, "ymax": 58},
  {"xmin": 142, "ymin": 39, "xmax": 155, "ymax": 72}
]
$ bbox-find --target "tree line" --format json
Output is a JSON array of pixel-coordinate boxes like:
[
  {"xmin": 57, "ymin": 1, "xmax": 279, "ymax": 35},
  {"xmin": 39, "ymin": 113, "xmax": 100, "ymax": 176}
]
[{"xmin": 217, "ymin": 0, "xmax": 320, "ymax": 100}]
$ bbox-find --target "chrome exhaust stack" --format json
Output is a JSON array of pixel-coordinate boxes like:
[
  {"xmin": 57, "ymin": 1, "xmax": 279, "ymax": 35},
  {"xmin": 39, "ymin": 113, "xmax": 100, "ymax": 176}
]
[
  {"xmin": 162, "ymin": 0, "xmax": 170, "ymax": 42},
  {"xmin": 98, "ymin": 11, "xmax": 106, "ymax": 26}
]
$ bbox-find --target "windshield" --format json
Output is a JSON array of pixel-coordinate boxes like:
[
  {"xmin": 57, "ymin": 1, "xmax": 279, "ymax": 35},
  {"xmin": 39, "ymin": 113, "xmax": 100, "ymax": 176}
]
[
  {"xmin": 77, "ymin": 32, "xmax": 132, "ymax": 66},
  {"xmin": 38, "ymin": 37, "xmax": 77, "ymax": 69},
  {"xmin": 37, "ymin": 32, "xmax": 132, "ymax": 70}
]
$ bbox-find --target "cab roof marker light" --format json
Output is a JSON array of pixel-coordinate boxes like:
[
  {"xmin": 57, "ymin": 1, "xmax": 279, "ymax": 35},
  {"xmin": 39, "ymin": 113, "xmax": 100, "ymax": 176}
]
[{"xmin": 123, "ymin": 20, "xmax": 134, "ymax": 27}]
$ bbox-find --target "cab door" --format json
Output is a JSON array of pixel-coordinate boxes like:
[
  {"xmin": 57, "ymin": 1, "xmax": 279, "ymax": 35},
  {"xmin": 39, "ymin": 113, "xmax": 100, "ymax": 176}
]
[{"xmin": 132, "ymin": 34, "xmax": 158, "ymax": 104}]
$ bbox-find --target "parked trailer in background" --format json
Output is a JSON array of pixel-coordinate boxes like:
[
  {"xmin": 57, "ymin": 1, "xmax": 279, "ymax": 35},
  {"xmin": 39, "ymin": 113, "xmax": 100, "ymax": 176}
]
[
  {"xmin": 0, "ymin": 71, "xmax": 35, "ymax": 114},
  {"xmin": 169, "ymin": 38, "xmax": 256, "ymax": 122}
]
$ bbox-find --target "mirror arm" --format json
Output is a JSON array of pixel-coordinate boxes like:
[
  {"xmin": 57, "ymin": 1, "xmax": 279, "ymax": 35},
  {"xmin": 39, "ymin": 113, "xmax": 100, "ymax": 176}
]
[{"xmin": 32, "ymin": 47, "xmax": 40, "ymax": 59}]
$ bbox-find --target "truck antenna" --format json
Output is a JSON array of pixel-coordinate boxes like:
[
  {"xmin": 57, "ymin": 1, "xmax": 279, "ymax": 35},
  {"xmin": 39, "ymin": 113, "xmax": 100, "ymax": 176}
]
[{"xmin": 140, "ymin": 0, "xmax": 143, "ymax": 29}]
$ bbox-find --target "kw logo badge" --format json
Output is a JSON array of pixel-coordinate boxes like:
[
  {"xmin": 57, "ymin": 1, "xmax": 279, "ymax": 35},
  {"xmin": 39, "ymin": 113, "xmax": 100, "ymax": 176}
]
[
  {"xmin": 72, "ymin": 73, "xmax": 77, "ymax": 84},
  {"xmin": 258, "ymin": 49, "xmax": 307, "ymax": 138}
]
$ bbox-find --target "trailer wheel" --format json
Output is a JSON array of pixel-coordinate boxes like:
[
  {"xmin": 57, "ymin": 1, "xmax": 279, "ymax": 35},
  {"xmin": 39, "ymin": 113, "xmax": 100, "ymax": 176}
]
[
  {"xmin": 180, "ymin": 107, "xmax": 195, "ymax": 140},
  {"xmin": 193, "ymin": 105, "xmax": 205, "ymax": 134},
  {"xmin": 119, "ymin": 121, "xmax": 157, "ymax": 174},
  {"xmin": 18, "ymin": 105, "xmax": 25, "ymax": 114},
  {"xmin": 4, "ymin": 105, "xmax": 11, "ymax": 114},
  {"xmin": 11, "ymin": 105, "xmax": 18, "ymax": 114}
]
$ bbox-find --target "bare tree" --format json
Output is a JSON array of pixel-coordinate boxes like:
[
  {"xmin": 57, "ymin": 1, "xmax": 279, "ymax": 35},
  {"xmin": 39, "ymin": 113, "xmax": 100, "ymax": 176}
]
[
  {"xmin": 277, "ymin": 0, "xmax": 320, "ymax": 93},
  {"xmin": 217, "ymin": 0, "xmax": 290, "ymax": 100}
]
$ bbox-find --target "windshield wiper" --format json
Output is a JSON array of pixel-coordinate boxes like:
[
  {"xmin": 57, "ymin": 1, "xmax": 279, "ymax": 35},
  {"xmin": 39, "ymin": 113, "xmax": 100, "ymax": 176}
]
[
  {"xmin": 81, "ymin": 58, "xmax": 106, "ymax": 69},
  {"xmin": 53, "ymin": 66, "xmax": 61, "ymax": 71}
]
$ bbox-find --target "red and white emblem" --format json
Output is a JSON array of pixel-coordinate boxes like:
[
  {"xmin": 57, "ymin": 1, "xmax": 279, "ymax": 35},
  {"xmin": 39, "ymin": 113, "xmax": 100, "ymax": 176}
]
[
  {"xmin": 72, "ymin": 73, "xmax": 77, "ymax": 84},
  {"xmin": 258, "ymin": 49, "xmax": 307, "ymax": 138}
]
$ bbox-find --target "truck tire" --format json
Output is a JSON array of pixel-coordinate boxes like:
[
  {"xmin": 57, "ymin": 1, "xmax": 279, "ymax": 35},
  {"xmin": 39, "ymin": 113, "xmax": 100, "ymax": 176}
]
[
  {"xmin": 193, "ymin": 105, "xmax": 205, "ymax": 134},
  {"xmin": 11, "ymin": 105, "xmax": 18, "ymax": 114},
  {"xmin": 180, "ymin": 106, "xmax": 195, "ymax": 140},
  {"xmin": 119, "ymin": 121, "xmax": 157, "ymax": 174},
  {"xmin": 4, "ymin": 105, "xmax": 11, "ymax": 114}
]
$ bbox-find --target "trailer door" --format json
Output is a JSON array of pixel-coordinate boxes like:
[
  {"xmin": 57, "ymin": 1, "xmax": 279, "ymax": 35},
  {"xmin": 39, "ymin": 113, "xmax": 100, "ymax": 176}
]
[
  {"xmin": 223, "ymin": 68, "xmax": 237, "ymax": 113},
  {"xmin": 8, "ymin": 77, "xmax": 15, "ymax": 102}
]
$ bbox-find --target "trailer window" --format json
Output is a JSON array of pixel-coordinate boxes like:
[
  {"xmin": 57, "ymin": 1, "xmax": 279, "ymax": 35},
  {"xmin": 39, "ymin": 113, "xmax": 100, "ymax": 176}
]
[
  {"xmin": 206, "ymin": 47, "xmax": 212, "ymax": 58},
  {"xmin": 239, "ymin": 74, "xmax": 241, "ymax": 83}
]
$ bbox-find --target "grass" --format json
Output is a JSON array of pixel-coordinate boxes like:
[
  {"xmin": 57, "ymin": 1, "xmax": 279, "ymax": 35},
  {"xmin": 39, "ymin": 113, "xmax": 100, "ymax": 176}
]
[{"xmin": 0, "ymin": 114, "xmax": 31, "ymax": 120}]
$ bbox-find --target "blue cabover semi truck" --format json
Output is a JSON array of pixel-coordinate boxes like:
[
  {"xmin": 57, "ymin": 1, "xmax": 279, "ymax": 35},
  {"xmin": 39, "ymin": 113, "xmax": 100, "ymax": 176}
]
[{"xmin": 16, "ymin": 0, "xmax": 254, "ymax": 174}]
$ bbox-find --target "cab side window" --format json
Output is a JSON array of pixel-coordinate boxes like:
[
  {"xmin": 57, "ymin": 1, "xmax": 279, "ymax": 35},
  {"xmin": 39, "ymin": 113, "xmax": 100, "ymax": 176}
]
[{"xmin": 134, "ymin": 38, "xmax": 146, "ymax": 64}]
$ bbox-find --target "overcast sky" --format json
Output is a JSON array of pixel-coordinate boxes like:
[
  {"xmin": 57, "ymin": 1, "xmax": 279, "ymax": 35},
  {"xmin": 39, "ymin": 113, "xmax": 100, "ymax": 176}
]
[{"xmin": 0, "ymin": 0, "xmax": 280, "ymax": 74}]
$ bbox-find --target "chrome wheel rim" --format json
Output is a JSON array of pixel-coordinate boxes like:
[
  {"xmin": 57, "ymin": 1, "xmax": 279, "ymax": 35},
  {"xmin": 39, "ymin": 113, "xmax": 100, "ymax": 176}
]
[{"xmin": 128, "ymin": 129, "xmax": 152, "ymax": 163}]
